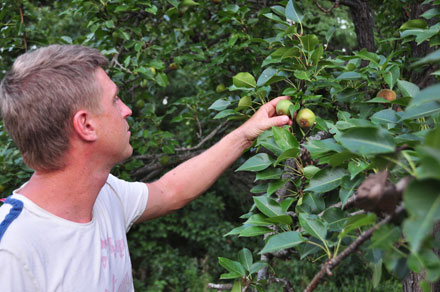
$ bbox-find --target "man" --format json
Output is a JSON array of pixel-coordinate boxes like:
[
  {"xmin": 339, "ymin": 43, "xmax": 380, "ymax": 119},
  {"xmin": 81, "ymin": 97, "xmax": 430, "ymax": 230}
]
[{"xmin": 0, "ymin": 45, "xmax": 291, "ymax": 291}]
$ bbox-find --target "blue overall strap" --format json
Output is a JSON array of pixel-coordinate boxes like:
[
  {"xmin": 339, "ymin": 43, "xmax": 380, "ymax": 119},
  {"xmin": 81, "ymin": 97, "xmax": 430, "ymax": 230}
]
[{"xmin": 0, "ymin": 197, "xmax": 24, "ymax": 242}]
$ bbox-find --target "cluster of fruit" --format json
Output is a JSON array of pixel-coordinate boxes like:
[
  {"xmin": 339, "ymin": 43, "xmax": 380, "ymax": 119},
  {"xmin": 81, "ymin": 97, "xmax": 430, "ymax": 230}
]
[{"xmin": 276, "ymin": 99, "xmax": 315, "ymax": 129}]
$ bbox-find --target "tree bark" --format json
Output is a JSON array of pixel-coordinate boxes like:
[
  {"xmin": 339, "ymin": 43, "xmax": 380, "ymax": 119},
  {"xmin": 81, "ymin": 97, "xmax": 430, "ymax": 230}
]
[
  {"xmin": 340, "ymin": 0, "xmax": 376, "ymax": 52},
  {"xmin": 408, "ymin": 1, "xmax": 438, "ymax": 88}
]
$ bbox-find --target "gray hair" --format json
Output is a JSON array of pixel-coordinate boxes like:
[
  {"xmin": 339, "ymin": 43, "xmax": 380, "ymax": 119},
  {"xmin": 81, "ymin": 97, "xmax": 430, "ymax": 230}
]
[{"xmin": 0, "ymin": 45, "xmax": 109, "ymax": 171}]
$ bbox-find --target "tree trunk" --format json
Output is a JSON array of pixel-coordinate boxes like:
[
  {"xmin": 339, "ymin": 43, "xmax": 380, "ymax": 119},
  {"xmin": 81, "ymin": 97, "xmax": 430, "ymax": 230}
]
[
  {"xmin": 340, "ymin": 0, "xmax": 376, "ymax": 52},
  {"xmin": 409, "ymin": 1, "xmax": 437, "ymax": 88},
  {"xmin": 402, "ymin": 221, "xmax": 440, "ymax": 292}
]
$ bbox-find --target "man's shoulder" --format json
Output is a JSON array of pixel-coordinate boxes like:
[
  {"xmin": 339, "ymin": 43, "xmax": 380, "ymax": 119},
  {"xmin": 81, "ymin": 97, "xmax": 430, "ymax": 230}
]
[{"xmin": 0, "ymin": 198, "xmax": 34, "ymax": 252}]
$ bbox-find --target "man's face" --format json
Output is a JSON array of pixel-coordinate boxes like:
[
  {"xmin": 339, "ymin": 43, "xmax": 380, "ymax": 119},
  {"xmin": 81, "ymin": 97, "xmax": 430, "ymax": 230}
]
[{"xmin": 93, "ymin": 68, "xmax": 133, "ymax": 164}]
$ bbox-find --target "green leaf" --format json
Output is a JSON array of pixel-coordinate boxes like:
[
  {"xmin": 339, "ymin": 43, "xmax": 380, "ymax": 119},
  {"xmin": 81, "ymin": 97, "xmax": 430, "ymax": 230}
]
[
  {"xmin": 400, "ymin": 19, "xmax": 428, "ymax": 30},
  {"xmin": 257, "ymin": 67, "xmax": 288, "ymax": 86},
  {"xmin": 272, "ymin": 126, "xmax": 299, "ymax": 151},
  {"xmin": 397, "ymin": 80, "xmax": 420, "ymax": 98},
  {"xmin": 337, "ymin": 127, "xmax": 396, "ymax": 155},
  {"xmin": 285, "ymin": 0, "xmax": 303, "ymax": 24},
  {"xmin": 231, "ymin": 279, "xmax": 242, "ymax": 292},
  {"xmin": 371, "ymin": 109, "xmax": 398, "ymax": 125},
  {"xmin": 214, "ymin": 109, "xmax": 237, "ymax": 119},
  {"xmin": 209, "ymin": 99, "xmax": 231, "ymax": 111},
  {"xmin": 233, "ymin": 72, "xmax": 257, "ymax": 88},
  {"xmin": 236, "ymin": 153, "xmax": 273, "ymax": 172},
  {"xmin": 244, "ymin": 214, "xmax": 272, "ymax": 226},
  {"xmin": 224, "ymin": 225, "xmax": 247, "ymax": 237},
  {"xmin": 371, "ymin": 259, "xmax": 383, "ymax": 289},
  {"xmin": 339, "ymin": 176, "xmax": 363, "ymax": 207},
  {"xmin": 249, "ymin": 262, "xmax": 268, "ymax": 275},
  {"xmin": 407, "ymin": 83, "xmax": 440, "ymax": 108},
  {"xmin": 322, "ymin": 208, "xmax": 348, "ymax": 232},
  {"xmin": 259, "ymin": 231, "xmax": 305, "ymax": 254},
  {"xmin": 348, "ymin": 160, "xmax": 369, "ymax": 180},
  {"xmin": 267, "ymin": 179, "xmax": 287, "ymax": 196},
  {"xmin": 238, "ymin": 248, "xmax": 253, "ymax": 272},
  {"xmin": 299, "ymin": 213, "xmax": 327, "ymax": 243},
  {"xmin": 336, "ymin": 71, "xmax": 362, "ymax": 80},
  {"xmin": 240, "ymin": 226, "xmax": 272, "ymax": 237},
  {"xmin": 370, "ymin": 224, "xmax": 401, "ymax": 251},
  {"xmin": 416, "ymin": 146, "xmax": 440, "ymax": 180},
  {"xmin": 303, "ymin": 165, "xmax": 320, "ymax": 179},
  {"xmin": 254, "ymin": 195, "xmax": 284, "ymax": 217},
  {"xmin": 403, "ymin": 179, "xmax": 440, "ymax": 253},
  {"xmin": 305, "ymin": 167, "xmax": 347, "ymax": 193},
  {"xmin": 339, "ymin": 213, "xmax": 377, "ymax": 239},
  {"xmin": 274, "ymin": 148, "xmax": 300, "ymax": 166},
  {"xmin": 60, "ymin": 36, "xmax": 73, "ymax": 44},
  {"xmin": 400, "ymin": 101, "xmax": 440, "ymax": 121},
  {"xmin": 300, "ymin": 34, "xmax": 319, "ymax": 51},
  {"xmin": 257, "ymin": 130, "xmax": 283, "ymax": 156},
  {"xmin": 218, "ymin": 257, "xmax": 246, "ymax": 276},
  {"xmin": 311, "ymin": 45, "xmax": 324, "ymax": 65},
  {"xmin": 355, "ymin": 49, "xmax": 380, "ymax": 65},
  {"xmin": 155, "ymin": 72, "xmax": 169, "ymax": 87},
  {"xmin": 413, "ymin": 49, "xmax": 440, "ymax": 66},
  {"xmin": 255, "ymin": 168, "xmax": 283, "ymax": 181},
  {"xmin": 294, "ymin": 70, "xmax": 310, "ymax": 81},
  {"xmin": 297, "ymin": 193, "xmax": 325, "ymax": 214},
  {"xmin": 421, "ymin": 8, "xmax": 440, "ymax": 19},
  {"xmin": 265, "ymin": 215, "xmax": 293, "ymax": 225},
  {"xmin": 250, "ymin": 184, "xmax": 268, "ymax": 194},
  {"xmin": 220, "ymin": 272, "xmax": 242, "ymax": 280}
]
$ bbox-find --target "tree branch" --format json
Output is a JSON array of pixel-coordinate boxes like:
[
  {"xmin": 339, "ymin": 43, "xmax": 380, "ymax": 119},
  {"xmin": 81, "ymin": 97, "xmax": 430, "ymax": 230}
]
[
  {"xmin": 207, "ymin": 283, "xmax": 233, "ymax": 290},
  {"xmin": 304, "ymin": 205, "xmax": 405, "ymax": 292}
]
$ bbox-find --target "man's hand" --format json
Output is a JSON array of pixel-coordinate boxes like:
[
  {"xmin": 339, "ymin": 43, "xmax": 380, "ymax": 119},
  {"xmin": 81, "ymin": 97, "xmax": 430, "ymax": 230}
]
[{"xmin": 238, "ymin": 96, "xmax": 293, "ymax": 147}]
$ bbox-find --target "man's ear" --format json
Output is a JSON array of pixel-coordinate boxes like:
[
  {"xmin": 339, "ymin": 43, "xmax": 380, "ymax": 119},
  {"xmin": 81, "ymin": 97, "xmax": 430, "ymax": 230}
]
[{"xmin": 72, "ymin": 110, "xmax": 98, "ymax": 142}]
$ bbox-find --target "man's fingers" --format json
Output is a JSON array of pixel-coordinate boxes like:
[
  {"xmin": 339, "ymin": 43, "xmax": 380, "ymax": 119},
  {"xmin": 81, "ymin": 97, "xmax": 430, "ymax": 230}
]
[{"xmin": 267, "ymin": 115, "xmax": 291, "ymax": 128}]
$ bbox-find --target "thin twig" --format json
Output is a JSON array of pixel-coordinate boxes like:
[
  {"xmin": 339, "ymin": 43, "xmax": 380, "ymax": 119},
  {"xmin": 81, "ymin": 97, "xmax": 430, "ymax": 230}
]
[
  {"xmin": 17, "ymin": 0, "xmax": 27, "ymax": 52},
  {"xmin": 175, "ymin": 120, "xmax": 229, "ymax": 152},
  {"xmin": 207, "ymin": 283, "xmax": 233, "ymax": 290},
  {"xmin": 314, "ymin": 0, "xmax": 340, "ymax": 13}
]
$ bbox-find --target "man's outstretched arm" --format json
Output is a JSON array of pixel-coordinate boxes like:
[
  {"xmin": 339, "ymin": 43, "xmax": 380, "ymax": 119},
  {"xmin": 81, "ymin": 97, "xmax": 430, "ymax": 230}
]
[{"xmin": 136, "ymin": 96, "xmax": 292, "ymax": 222}]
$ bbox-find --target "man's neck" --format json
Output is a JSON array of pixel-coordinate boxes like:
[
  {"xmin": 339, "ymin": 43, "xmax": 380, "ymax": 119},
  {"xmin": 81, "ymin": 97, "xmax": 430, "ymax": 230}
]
[{"xmin": 18, "ymin": 166, "xmax": 110, "ymax": 223}]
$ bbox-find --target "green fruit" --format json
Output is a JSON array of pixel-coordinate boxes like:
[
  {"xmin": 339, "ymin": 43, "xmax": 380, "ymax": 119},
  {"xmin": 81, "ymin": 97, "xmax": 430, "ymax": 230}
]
[
  {"xmin": 377, "ymin": 89, "xmax": 396, "ymax": 101},
  {"xmin": 276, "ymin": 99, "xmax": 293, "ymax": 116},
  {"xmin": 237, "ymin": 96, "xmax": 252, "ymax": 109},
  {"xmin": 180, "ymin": 0, "xmax": 199, "ymax": 7},
  {"xmin": 296, "ymin": 108, "xmax": 316, "ymax": 128},
  {"xmin": 216, "ymin": 84, "xmax": 226, "ymax": 93},
  {"xmin": 136, "ymin": 99, "xmax": 145, "ymax": 109},
  {"xmin": 159, "ymin": 155, "xmax": 169, "ymax": 166},
  {"xmin": 169, "ymin": 63, "xmax": 178, "ymax": 70}
]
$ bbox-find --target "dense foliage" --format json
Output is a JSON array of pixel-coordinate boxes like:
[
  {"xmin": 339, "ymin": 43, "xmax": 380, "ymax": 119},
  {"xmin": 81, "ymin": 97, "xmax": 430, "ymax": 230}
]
[{"xmin": 1, "ymin": 0, "xmax": 439, "ymax": 291}]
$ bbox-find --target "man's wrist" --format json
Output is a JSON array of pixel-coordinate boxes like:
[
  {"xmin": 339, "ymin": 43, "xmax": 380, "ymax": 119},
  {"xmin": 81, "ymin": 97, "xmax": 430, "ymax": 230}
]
[{"xmin": 227, "ymin": 127, "xmax": 253, "ymax": 151}]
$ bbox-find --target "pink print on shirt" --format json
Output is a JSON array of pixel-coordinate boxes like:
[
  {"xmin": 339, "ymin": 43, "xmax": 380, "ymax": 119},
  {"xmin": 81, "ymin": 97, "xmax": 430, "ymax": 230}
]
[
  {"xmin": 101, "ymin": 237, "xmax": 126, "ymax": 269},
  {"xmin": 104, "ymin": 272, "xmax": 132, "ymax": 292}
]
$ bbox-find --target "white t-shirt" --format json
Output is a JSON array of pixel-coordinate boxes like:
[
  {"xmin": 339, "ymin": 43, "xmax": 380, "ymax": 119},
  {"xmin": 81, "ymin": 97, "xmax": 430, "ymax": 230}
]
[{"xmin": 0, "ymin": 174, "xmax": 149, "ymax": 292}]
